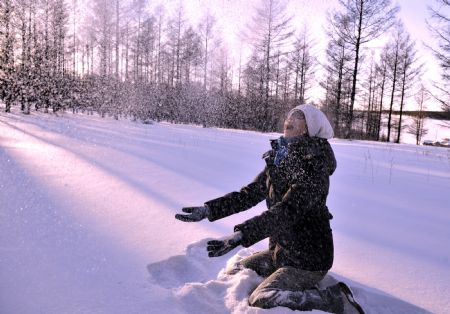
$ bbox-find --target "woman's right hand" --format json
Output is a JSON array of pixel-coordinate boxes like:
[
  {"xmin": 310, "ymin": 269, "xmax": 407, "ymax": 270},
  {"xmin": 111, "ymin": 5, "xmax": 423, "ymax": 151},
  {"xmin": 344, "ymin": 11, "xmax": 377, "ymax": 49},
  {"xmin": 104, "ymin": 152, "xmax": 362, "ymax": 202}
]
[{"xmin": 175, "ymin": 206, "xmax": 209, "ymax": 222}]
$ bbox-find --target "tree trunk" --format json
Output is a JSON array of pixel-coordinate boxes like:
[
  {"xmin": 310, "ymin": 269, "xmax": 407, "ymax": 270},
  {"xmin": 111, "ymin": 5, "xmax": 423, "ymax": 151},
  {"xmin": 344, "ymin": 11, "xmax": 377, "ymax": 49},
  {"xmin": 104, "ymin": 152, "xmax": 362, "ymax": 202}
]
[
  {"xmin": 125, "ymin": 23, "xmax": 129, "ymax": 80},
  {"xmin": 294, "ymin": 59, "xmax": 299, "ymax": 101},
  {"xmin": 387, "ymin": 43, "xmax": 399, "ymax": 142},
  {"xmin": 299, "ymin": 38, "xmax": 306, "ymax": 103},
  {"xmin": 365, "ymin": 62, "xmax": 374, "ymax": 137},
  {"xmin": 203, "ymin": 20, "xmax": 209, "ymax": 89},
  {"xmin": 376, "ymin": 62, "xmax": 387, "ymax": 141},
  {"xmin": 275, "ymin": 51, "xmax": 280, "ymax": 100},
  {"xmin": 334, "ymin": 44, "xmax": 345, "ymax": 137},
  {"xmin": 347, "ymin": 0, "xmax": 364, "ymax": 139},
  {"xmin": 396, "ymin": 57, "xmax": 408, "ymax": 143},
  {"xmin": 115, "ymin": 0, "xmax": 120, "ymax": 78},
  {"xmin": 157, "ymin": 13, "xmax": 162, "ymax": 84},
  {"xmin": 73, "ymin": 0, "xmax": 77, "ymax": 75}
]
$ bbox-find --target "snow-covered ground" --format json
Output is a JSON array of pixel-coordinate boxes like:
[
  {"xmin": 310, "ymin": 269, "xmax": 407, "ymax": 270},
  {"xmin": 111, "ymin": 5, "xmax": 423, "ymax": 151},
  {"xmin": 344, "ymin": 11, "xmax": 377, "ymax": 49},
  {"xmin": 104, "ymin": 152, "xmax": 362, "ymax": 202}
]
[{"xmin": 1, "ymin": 108, "xmax": 449, "ymax": 314}]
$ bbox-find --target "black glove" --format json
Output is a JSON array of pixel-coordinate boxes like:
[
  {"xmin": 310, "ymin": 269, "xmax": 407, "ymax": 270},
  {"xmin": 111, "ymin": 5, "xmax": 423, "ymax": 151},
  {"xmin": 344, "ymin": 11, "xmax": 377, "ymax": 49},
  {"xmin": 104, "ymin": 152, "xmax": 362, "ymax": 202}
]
[
  {"xmin": 175, "ymin": 206, "xmax": 209, "ymax": 222},
  {"xmin": 207, "ymin": 231, "xmax": 242, "ymax": 257}
]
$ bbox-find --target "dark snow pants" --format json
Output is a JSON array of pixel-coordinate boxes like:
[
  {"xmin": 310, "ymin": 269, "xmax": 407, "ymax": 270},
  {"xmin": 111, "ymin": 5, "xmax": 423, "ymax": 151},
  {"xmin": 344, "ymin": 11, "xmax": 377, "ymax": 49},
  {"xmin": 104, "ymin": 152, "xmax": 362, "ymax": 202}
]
[{"xmin": 232, "ymin": 250, "xmax": 346, "ymax": 313}]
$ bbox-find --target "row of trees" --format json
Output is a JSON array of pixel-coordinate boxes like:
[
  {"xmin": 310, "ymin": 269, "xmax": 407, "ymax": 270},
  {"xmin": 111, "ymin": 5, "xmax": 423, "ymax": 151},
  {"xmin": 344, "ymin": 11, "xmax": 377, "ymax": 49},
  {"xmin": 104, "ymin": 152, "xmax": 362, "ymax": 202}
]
[
  {"xmin": 0, "ymin": 0, "xmax": 447, "ymax": 142},
  {"xmin": 323, "ymin": 19, "xmax": 422, "ymax": 143}
]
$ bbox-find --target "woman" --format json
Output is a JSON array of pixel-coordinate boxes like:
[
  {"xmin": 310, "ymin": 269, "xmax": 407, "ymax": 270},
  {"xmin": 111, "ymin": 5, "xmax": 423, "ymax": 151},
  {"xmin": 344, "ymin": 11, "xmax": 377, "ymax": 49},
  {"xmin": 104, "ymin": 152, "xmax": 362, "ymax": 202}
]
[{"xmin": 175, "ymin": 104, "xmax": 364, "ymax": 314}]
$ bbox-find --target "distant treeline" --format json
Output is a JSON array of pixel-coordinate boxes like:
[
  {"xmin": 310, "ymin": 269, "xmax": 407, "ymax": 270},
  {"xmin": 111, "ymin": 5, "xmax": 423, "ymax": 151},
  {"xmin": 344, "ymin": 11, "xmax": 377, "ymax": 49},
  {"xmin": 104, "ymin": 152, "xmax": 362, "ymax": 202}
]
[
  {"xmin": 388, "ymin": 111, "xmax": 450, "ymax": 120},
  {"xmin": 357, "ymin": 110, "xmax": 450, "ymax": 120},
  {"xmin": 1, "ymin": 0, "xmax": 450, "ymax": 144}
]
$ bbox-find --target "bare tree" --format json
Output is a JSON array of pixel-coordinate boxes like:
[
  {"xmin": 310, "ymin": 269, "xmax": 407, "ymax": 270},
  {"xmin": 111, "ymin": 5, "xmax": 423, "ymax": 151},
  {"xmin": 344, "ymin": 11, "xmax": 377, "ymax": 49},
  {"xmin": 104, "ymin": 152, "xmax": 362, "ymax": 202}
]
[
  {"xmin": 408, "ymin": 84, "xmax": 429, "ymax": 145},
  {"xmin": 53, "ymin": 0, "xmax": 69, "ymax": 75},
  {"xmin": 244, "ymin": 0, "xmax": 293, "ymax": 131},
  {"xmin": 273, "ymin": 50, "xmax": 282, "ymax": 100},
  {"xmin": 362, "ymin": 52, "xmax": 377, "ymax": 138},
  {"xmin": 71, "ymin": 0, "xmax": 78, "ymax": 75},
  {"xmin": 290, "ymin": 27, "xmax": 316, "ymax": 103},
  {"xmin": 0, "ymin": 0, "xmax": 15, "ymax": 112},
  {"xmin": 322, "ymin": 34, "xmax": 353, "ymax": 138},
  {"xmin": 181, "ymin": 25, "xmax": 202, "ymax": 84},
  {"xmin": 375, "ymin": 47, "xmax": 389, "ymax": 141},
  {"xmin": 141, "ymin": 16, "xmax": 156, "ymax": 83},
  {"xmin": 330, "ymin": 0, "xmax": 399, "ymax": 138},
  {"xmin": 199, "ymin": 12, "xmax": 216, "ymax": 89},
  {"xmin": 92, "ymin": 0, "xmax": 113, "ymax": 77},
  {"xmin": 165, "ymin": 4, "xmax": 187, "ymax": 87},
  {"xmin": 385, "ymin": 23, "xmax": 404, "ymax": 142},
  {"xmin": 124, "ymin": 21, "xmax": 129, "ymax": 80},
  {"xmin": 395, "ymin": 34, "xmax": 421, "ymax": 143},
  {"xmin": 115, "ymin": 0, "xmax": 120, "ymax": 78},
  {"xmin": 154, "ymin": 5, "xmax": 164, "ymax": 84}
]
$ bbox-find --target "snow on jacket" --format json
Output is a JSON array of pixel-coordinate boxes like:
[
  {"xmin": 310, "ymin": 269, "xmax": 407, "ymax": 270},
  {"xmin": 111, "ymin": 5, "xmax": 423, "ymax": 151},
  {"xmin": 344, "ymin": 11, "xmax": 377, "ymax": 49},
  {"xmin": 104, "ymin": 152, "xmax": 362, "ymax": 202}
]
[{"xmin": 205, "ymin": 136, "xmax": 336, "ymax": 271}]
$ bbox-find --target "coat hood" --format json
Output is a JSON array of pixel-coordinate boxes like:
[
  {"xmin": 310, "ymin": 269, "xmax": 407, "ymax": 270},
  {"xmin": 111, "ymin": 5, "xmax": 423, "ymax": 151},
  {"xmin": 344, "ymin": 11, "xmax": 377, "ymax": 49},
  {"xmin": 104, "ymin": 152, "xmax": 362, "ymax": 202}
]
[{"xmin": 288, "ymin": 104, "xmax": 334, "ymax": 139}]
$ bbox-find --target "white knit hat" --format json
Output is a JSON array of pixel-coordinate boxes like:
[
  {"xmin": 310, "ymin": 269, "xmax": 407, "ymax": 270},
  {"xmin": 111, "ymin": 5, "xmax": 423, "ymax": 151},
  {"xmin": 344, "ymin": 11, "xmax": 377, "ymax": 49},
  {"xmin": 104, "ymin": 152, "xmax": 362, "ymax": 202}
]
[{"xmin": 287, "ymin": 104, "xmax": 334, "ymax": 139}]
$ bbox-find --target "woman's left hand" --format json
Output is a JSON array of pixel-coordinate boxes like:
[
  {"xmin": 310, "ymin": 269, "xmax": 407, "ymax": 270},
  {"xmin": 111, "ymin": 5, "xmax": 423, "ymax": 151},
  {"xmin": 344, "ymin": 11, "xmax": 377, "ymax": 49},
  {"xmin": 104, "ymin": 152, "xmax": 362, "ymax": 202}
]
[{"xmin": 207, "ymin": 231, "xmax": 242, "ymax": 257}]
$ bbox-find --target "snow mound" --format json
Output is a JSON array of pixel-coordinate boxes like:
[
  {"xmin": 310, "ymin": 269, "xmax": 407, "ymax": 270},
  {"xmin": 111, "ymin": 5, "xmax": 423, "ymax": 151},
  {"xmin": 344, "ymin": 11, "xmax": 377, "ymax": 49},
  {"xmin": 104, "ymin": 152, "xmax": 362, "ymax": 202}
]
[
  {"xmin": 147, "ymin": 239, "xmax": 324, "ymax": 313},
  {"xmin": 147, "ymin": 239, "xmax": 432, "ymax": 314},
  {"xmin": 147, "ymin": 238, "xmax": 230, "ymax": 289}
]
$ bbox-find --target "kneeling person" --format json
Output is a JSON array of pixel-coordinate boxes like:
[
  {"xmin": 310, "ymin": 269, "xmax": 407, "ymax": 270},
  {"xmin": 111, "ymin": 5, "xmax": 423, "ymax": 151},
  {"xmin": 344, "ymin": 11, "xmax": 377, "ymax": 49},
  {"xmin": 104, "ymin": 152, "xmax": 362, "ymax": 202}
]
[{"xmin": 176, "ymin": 104, "xmax": 364, "ymax": 314}]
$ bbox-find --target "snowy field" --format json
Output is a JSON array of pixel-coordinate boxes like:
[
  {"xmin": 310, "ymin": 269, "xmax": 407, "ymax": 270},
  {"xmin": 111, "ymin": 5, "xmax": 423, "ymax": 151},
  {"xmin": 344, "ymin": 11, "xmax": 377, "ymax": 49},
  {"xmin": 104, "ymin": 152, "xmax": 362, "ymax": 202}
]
[{"xmin": 1, "ymin": 108, "xmax": 450, "ymax": 314}]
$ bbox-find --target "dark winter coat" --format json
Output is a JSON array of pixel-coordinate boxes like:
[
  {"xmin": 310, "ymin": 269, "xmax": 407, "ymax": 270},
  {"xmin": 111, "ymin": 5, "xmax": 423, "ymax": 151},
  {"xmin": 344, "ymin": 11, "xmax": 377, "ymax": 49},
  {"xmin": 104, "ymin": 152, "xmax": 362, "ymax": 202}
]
[{"xmin": 205, "ymin": 136, "xmax": 336, "ymax": 271}]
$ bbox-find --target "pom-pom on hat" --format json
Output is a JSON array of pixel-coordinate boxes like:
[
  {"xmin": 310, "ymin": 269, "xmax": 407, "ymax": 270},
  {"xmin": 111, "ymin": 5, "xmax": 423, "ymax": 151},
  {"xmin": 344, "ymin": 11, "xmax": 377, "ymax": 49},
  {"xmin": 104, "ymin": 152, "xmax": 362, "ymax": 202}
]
[{"xmin": 287, "ymin": 104, "xmax": 334, "ymax": 139}]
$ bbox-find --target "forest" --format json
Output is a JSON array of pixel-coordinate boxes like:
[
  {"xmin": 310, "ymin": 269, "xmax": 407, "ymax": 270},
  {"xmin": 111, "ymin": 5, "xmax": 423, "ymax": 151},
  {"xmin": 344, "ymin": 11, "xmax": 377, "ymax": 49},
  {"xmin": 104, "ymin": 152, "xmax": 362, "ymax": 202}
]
[{"xmin": 1, "ymin": 0, "xmax": 450, "ymax": 143}]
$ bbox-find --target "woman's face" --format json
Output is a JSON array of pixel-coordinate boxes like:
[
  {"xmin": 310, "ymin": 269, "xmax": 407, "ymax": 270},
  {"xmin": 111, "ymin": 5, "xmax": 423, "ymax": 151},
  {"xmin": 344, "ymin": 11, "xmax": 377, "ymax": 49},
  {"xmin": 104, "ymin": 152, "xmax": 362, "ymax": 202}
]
[{"xmin": 284, "ymin": 112, "xmax": 307, "ymax": 139}]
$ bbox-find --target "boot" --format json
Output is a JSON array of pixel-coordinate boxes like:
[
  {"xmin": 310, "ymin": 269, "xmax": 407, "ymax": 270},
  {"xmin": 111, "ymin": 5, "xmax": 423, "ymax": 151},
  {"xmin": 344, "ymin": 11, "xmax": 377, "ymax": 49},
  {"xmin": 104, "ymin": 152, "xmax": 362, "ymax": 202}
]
[{"xmin": 337, "ymin": 282, "xmax": 365, "ymax": 314}]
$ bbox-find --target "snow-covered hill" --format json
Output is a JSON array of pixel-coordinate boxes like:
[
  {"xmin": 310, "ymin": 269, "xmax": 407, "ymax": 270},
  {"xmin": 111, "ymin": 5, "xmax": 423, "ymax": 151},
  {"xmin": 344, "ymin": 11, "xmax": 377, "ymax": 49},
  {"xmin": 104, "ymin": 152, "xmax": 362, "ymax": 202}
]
[{"xmin": 1, "ymin": 109, "xmax": 449, "ymax": 314}]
